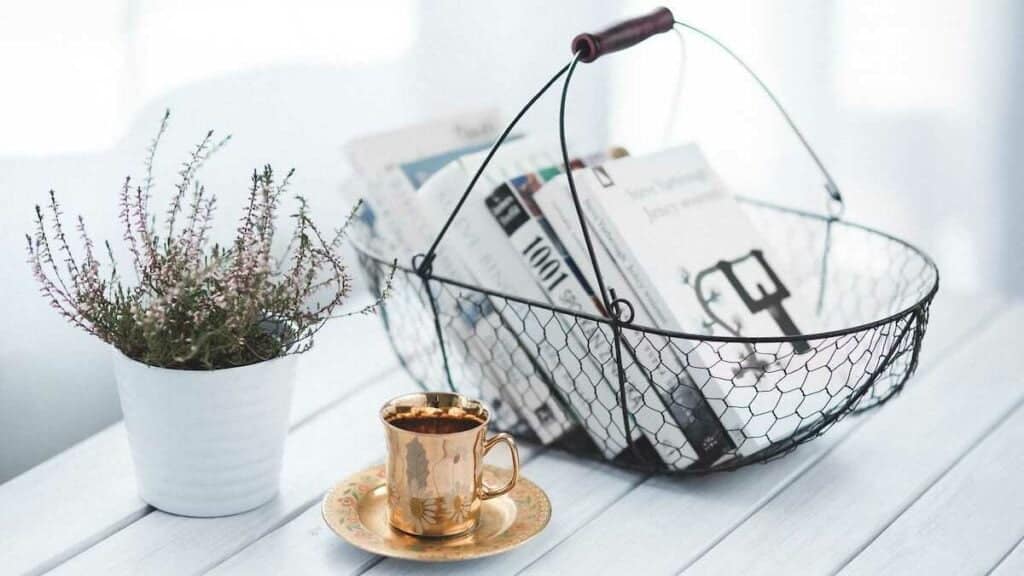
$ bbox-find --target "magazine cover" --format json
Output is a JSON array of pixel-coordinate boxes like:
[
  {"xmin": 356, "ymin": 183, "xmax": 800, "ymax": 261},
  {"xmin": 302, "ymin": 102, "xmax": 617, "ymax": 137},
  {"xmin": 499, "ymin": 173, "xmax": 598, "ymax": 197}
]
[
  {"xmin": 345, "ymin": 109, "xmax": 502, "ymax": 177},
  {"xmin": 344, "ymin": 110, "xmax": 528, "ymax": 434},
  {"xmin": 345, "ymin": 109, "xmax": 503, "ymax": 265}
]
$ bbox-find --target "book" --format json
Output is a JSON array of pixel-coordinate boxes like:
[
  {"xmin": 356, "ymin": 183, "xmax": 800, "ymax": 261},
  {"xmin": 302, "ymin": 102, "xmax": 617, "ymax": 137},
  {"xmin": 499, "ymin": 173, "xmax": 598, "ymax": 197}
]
[
  {"xmin": 484, "ymin": 158, "xmax": 658, "ymax": 462},
  {"xmin": 419, "ymin": 139, "xmax": 644, "ymax": 460},
  {"xmin": 495, "ymin": 166, "xmax": 703, "ymax": 467},
  {"xmin": 563, "ymin": 144, "xmax": 819, "ymax": 454},
  {"xmin": 414, "ymin": 138, "xmax": 582, "ymax": 445},
  {"xmin": 528, "ymin": 164, "xmax": 736, "ymax": 468}
]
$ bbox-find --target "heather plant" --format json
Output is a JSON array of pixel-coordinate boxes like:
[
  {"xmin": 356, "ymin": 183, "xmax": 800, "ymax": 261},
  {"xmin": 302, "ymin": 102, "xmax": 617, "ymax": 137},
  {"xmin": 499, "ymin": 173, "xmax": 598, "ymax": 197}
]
[{"xmin": 27, "ymin": 111, "xmax": 394, "ymax": 370}]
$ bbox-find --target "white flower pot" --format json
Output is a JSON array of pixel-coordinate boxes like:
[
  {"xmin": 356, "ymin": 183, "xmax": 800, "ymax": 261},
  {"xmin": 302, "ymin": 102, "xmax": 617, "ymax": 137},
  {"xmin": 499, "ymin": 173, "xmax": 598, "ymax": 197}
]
[{"xmin": 112, "ymin": 349, "xmax": 297, "ymax": 517}]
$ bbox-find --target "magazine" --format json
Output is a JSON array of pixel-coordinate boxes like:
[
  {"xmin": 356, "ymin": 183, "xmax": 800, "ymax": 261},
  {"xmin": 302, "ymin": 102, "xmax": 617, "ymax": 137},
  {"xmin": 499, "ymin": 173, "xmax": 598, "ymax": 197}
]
[
  {"xmin": 344, "ymin": 110, "xmax": 529, "ymax": 434},
  {"xmin": 346, "ymin": 109, "xmax": 503, "ymax": 177},
  {"xmin": 345, "ymin": 109, "xmax": 504, "ymax": 266}
]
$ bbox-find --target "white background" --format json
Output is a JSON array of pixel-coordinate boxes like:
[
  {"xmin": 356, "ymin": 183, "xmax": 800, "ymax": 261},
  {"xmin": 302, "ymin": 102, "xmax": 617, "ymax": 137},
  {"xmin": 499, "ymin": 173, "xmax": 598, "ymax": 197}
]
[{"xmin": 0, "ymin": 0, "xmax": 1019, "ymax": 482}]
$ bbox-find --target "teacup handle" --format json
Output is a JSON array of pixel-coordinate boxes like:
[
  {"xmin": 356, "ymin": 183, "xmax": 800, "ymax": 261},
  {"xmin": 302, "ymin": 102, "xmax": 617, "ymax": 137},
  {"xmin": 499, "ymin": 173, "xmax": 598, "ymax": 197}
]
[{"xmin": 480, "ymin": 433, "xmax": 520, "ymax": 500}]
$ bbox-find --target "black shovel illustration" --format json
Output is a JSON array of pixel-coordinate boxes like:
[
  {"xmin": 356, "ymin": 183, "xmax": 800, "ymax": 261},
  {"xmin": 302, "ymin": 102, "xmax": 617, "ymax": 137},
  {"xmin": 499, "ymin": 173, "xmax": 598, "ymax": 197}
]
[{"xmin": 694, "ymin": 250, "xmax": 811, "ymax": 354}]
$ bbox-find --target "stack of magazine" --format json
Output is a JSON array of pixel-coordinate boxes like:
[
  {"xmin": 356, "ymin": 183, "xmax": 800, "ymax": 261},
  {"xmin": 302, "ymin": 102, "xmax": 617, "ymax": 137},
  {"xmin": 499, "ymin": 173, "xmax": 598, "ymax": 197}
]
[{"xmin": 345, "ymin": 110, "xmax": 871, "ymax": 470}]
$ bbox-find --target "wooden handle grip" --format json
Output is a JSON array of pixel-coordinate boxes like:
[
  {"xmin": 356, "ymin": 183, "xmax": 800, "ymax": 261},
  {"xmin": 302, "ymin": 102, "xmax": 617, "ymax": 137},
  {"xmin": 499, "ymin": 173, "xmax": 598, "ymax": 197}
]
[{"xmin": 571, "ymin": 7, "xmax": 675, "ymax": 63}]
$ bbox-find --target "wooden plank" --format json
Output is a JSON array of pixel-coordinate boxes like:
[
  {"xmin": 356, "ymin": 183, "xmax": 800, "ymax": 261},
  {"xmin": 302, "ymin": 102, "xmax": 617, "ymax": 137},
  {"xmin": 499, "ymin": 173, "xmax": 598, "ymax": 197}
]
[
  {"xmin": 0, "ymin": 311, "xmax": 396, "ymax": 576},
  {"xmin": 519, "ymin": 291, "xmax": 1003, "ymax": 576},
  {"xmin": 682, "ymin": 303, "xmax": 1024, "ymax": 576},
  {"xmin": 837, "ymin": 401, "xmax": 1024, "ymax": 575},
  {"xmin": 48, "ymin": 366, "xmax": 418, "ymax": 576},
  {"xmin": 208, "ymin": 444, "xmax": 540, "ymax": 576},
  {"xmin": 213, "ymin": 505, "xmax": 378, "ymax": 576},
  {"xmin": 520, "ymin": 423, "xmax": 852, "ymax": 576},
  {"xmin": 0, "ymin": 424, "xmax": 144, "ymax": 576},
  {"xmin": 991, "ymin": 538, "xmax": 1024, "ymax": 576}
]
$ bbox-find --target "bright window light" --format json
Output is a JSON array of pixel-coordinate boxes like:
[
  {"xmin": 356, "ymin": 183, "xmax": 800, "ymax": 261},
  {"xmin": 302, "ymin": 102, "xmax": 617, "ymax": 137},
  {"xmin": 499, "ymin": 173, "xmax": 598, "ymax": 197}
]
[
  {"xmin": 834, "ymin": 0, "xmax": 974, "ymax": 111},
  {"xmin": 0, "ymin": 1, "xmax": 417, "ymax": 156}
]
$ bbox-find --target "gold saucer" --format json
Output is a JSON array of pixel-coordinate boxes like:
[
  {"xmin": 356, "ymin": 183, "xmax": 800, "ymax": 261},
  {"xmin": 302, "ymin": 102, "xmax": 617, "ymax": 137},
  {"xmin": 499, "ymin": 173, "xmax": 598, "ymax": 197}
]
[{"xmin": 322, "ymin": 464, "xmax": 551, "ymax": 562}]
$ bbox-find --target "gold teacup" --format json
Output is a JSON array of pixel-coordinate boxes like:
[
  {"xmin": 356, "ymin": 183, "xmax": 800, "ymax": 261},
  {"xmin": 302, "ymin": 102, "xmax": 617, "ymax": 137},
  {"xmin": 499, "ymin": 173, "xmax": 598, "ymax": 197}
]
[{"xmin": 380, "ymin": 392, "xmax": 520, "ymax": 537}]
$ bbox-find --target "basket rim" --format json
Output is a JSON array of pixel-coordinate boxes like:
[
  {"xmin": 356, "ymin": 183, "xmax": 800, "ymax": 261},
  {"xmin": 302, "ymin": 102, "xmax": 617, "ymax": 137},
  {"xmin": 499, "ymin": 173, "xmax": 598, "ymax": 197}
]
[{"xmin": 353, "ymin": 197, "xmax": 940, "ymax": 344}]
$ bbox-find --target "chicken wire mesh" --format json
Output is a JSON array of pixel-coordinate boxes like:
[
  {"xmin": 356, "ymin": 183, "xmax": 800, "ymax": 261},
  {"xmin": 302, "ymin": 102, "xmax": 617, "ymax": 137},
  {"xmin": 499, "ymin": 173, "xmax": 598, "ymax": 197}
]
[{"xmin": 354, "ymin": 198, "xmax": 938, "ymax": 474}]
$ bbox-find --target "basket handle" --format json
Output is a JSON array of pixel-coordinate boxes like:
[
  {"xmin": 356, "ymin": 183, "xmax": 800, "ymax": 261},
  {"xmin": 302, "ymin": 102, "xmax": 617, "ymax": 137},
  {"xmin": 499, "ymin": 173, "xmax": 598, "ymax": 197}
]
[
  {"xmin": 415, "ymin": 7, "xmax": 844, "ymax": 279},
  {"xmin": 412, "ymin": 8, "xmax": 843, "ymax": 454},
  {"xmin": 415, "ymin": 9, "xmax": 676, "ymax": 276},
  {"xmin": 571, "ymin": 7, "xmax": 675, "ymax": 63}
]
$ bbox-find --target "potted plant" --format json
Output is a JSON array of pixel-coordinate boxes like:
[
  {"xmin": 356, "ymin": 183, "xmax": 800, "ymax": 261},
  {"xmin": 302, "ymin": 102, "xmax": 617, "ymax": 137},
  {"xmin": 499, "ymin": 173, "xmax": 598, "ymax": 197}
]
[{"xmin": 26, "ymin": 111, "xmax": 392, "ymax": 517}]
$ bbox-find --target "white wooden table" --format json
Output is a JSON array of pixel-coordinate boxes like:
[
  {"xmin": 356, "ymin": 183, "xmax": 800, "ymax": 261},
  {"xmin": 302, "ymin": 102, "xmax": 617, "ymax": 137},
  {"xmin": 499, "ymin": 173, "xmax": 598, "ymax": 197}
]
[{"xmin": 3, "ymin": 291, "xmax": 1022, "ymax": 576}]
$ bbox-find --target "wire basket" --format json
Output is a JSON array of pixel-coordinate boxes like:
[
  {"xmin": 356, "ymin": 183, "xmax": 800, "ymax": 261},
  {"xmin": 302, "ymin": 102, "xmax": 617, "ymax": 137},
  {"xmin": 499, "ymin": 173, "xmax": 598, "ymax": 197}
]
[{"xmin": 352, "ymin": 7, "xmax": 939, "ymax": 474}]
